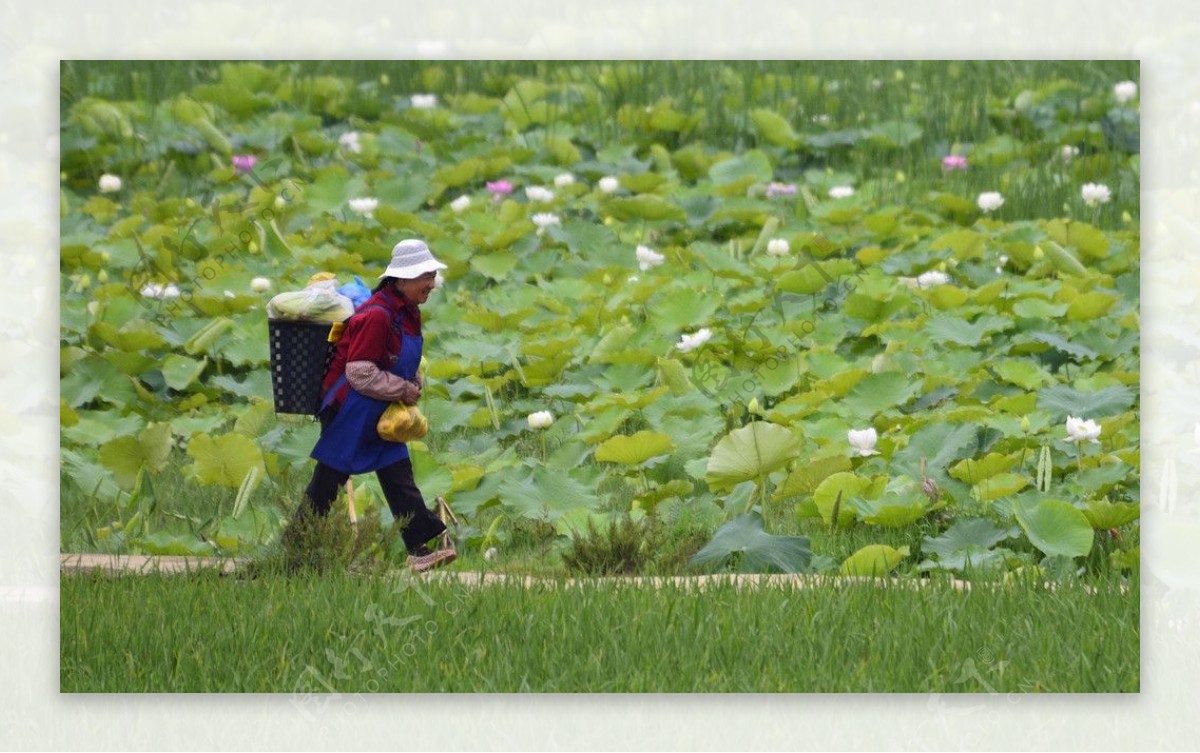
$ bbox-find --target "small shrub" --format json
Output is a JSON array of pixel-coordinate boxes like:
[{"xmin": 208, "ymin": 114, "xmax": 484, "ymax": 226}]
[
  {"xmin": 647, "ymin": 523, "xmax": 713, "ymax": 575},
  {"xmin": 245, "ymin": 502, "xmax": 395, "ymax": 577},
  {"xmin": 562, "ymin": 516, "xmax": 648, "ymax": 576}
]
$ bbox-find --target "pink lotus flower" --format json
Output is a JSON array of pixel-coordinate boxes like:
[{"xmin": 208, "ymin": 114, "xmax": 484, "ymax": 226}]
[
  {"xmin": 232, "ymin": 154, "xmax": 258, "ymax": 173},
  {"xmin": 941, "ymin": 155, "xmax": 968, "ymax": 171},
  {"xmin": 486, "ymin": 180, "xmax": 514, "ymax": 201},
  {"xmin": 765, "ymin": 182, "xmax": 798, "ymax": 199}
]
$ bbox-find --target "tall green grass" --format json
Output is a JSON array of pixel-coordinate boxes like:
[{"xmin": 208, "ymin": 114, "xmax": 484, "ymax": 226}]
[
  {"xmin": 60, "ymin": 569, "xmax": 1138, "ymax": 692},
  {"xmin": 60, "ymin": 59, "xmax": 1139, "ymax": 222}
]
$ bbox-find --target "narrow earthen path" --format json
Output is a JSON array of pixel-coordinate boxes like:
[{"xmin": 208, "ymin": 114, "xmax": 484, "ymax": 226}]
[{"xmin": 61, "ymin": 553, "xmax": 973, "ymax": 590}]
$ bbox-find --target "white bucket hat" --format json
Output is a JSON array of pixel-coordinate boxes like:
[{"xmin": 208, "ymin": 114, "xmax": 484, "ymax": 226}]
[{"xmin": 379, "ymin": 239, "xmax": 448, "ymax": 279}]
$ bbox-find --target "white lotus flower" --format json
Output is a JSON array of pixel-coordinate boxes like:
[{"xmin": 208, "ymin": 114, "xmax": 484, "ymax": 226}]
[
  {"xmin": 767, "ymin": 239, "xmax": 790, "ymax": 257},
  {"xmin": 525, "ymin": 186, "xmax": 555, "ymax": 203},
  {"xmin": 98, "ymin": 174, "xmax": 122, "ymax": 193},
  {"xmin": 410, "ymin": 93, "xmax": 438, "ymax": 109},
  {"xmin": 1081, "ymin": 183, "xmax": 1112, "ymax": 207},
  {"xmin": 1113, "ymin": 81, "xmax": 1138, "ymax": 104},
  {"xmin": 676, "ymin": 328, "xmax": 712, "ymax": 353},
  {"xmin": 531, "ymin": 213, "xmax": 560, "ymax": 234},
  {"xmin": 527, "ymin": 411, "xmax": 554, "ymax": 429},
  {"xmin": 1060, "ymin": 145, "xmax": 1080, "ymax": 161},
  {"xmin": 977, "ymin": 191, "xmax": 1004, "ymax": 213},
  {"xmin": 484, "ymin": 547, "xmax": 498, "ymax": 561},
  {"xmin": 598, "ymin": 176, "xmax": 620, "ymax": 193},
  {"xmin": 848, "ymin": 427, "xmax": 879, "ymax": 457},
  {"xmin": 348, "ymin": 197, "xmax": 379, "ymax": 218},
  {"xmin": 450, "ymin": 194, "xmax": 471, "ymax": 213},
  {"xmin": 250, "ymin": 277, "xmax": 272, "ymax": 292},
  {"xmin": 433, "ymin": 271, "xmax": 445, "ymax": 289},
  {"xmin": 635, "ymin": 245, "xmax": 665, "ymax": 271},
  {"xmin": 1065, "ymin": 416, "xmax": 1102, "ymax": 444},
  {"xmin": 553, "ymin": 173, "xmax": 575, "ymax": 187},
  {"xmin": 828, "ymin": 185, "xmax": 855, "ymax": 199},
  {"xmin": 916, "ymin": 270, "xmax": 950, "ymax": 288},
  {"xmin": 140, "ymin": 283, "xmax": 181, "ymax": 300},
  {"xmin": 338, "ymin": 131, "xmax": 362, "ymax": 154}
]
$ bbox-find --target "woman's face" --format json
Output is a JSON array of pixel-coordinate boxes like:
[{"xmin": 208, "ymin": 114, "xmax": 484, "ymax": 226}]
[{"xmin": 393, "ymin": 272, "xmax": 438, "ymax": 305}]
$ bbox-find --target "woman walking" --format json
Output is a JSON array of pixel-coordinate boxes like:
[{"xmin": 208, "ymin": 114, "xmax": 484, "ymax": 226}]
[{"xmin": 300, "ymin": 239, "xmax": 455, "ymax": 572}]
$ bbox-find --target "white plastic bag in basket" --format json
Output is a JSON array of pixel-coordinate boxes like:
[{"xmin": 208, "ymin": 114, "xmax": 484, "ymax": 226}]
[{"xmin": 267, "ymin": 279, "xmax": 355, "ymax": 322}]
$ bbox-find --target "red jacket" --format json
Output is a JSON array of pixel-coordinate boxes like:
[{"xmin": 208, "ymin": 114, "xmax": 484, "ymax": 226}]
[{"xmin": 320, "ymin": 286, "xmax": 422, "ymax": 410}]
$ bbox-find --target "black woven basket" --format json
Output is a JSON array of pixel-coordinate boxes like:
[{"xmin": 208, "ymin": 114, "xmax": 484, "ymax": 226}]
[{"xmin": 268, "ymin": 319, "xmax": 338, "ymax": 415}]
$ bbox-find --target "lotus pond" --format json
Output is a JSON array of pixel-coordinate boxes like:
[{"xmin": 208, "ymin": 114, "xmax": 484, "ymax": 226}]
[{"xmin": 60, "ymin": 61, "xmax": 1140, "ymax": 586}]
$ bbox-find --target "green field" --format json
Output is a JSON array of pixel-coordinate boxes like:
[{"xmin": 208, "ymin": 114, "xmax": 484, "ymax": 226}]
[
  {"xmin": 60, "ymin": 60, "xmax": 1139, "ymax": 692},
  {"xmin": 60, "ymin": 570, "xmax": 1138, "ymax": 693}
]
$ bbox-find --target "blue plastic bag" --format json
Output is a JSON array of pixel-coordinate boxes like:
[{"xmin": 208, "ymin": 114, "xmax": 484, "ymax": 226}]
[{"xmin": 337, "ymin": 275, "xmax": 371, "ymax": 311}]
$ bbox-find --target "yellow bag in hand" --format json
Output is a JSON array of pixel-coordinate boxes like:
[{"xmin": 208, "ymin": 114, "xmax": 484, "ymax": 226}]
[{"xmin": 377, "ymin": 403, "xmax": 429, "ymax": 442}]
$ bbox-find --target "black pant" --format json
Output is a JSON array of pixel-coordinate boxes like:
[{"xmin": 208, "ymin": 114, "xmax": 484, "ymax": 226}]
[
  {"xmin": 304, "ymin": 406, "xmax": 446, "ymax": 553},
  {"xmin": 304, "ymin": 458, "xmax": 446, "ymax": 552}
]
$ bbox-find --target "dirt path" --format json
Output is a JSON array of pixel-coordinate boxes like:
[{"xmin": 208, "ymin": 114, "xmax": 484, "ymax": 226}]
[{"xmin": 59, "ymin": 553, "xmax": 977, "ymax": 590}]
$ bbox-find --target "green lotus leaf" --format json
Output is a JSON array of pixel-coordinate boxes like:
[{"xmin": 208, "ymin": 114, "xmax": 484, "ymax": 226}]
[
  {"xmin": 647, "ymin": 287, "xmax": 721, "ymax": 334},
  {"xmin": 594, "ymin": 431, "xmax": 675, "ymax": 465},
  {"xmin": 840, "ymin": 544, "xmax": 909, "ymax": 577},
  {"xmin": 601, "ymin": 195, "xmax": 686, "ymax": 222},
  {"xmin": 708, "ymin": 150, "xmax": 773, "ymax": 188},
  {"xmin": 469, "ymin": 251, "xmax": 519, "ymax": 281},
  {"xmin": 867, "ymin": 120, "xmax": 923, "ymax": 148},
  {"xmin": 892, "ymin": 422, "xmax": 979, "ymax": 483},
  {"xmin": 213, "ymin": 507, "xmax": 283, "ymax": 553},
  {"xmin": 1044, "ymin": 219, "xmax": 1110, "ymax": 260},
  {"xmin": 186, "ymin": 432, "xmax": 266, "ymax": 489},
  {"xmin": 689, "ymin": 512, "xmax": 812, "ymax": 573},
  {"xmin": 949, "ymin": 453, "xmax": 1018, "ymax": 483},
  {"xmin": 497, "ymin": 468, "xmax": 600, "ymax": 521},
  {"xmin": 918, "ymin": 545, "xmax": 1010, "ymax": 574},
  {"xmin": 974, "ymin": 472, "xmax": 1030, "ymax": 501},
  {"xmin": 773, "ymin": 454, "xmax": 853, "ymax": 500},
  {"xmin": 161, "ymin": 354, "xmax": 208, "ymax": 391},
  {"xmin": 923, "ymin": 518, "xmax": 1016, "ymax": 560},
  {"xmin": 97, "ymin": 422, "xmax": 173, "ymax": 490},
  {"xmin": 705, "ymin": 421, "xmax": 801, "ymax": 492},
  {"xmin": 134, "ymin": 531, "xmax": 218, "ymax": 557},
  {"xmin": 813, "ymin": 472, "xmax": 886, "ymax": 527},
  {"xmin": 233, "ymin": 400, "xmax": 276, "ymax": 438},
  {"xmin": 1013, "ymin": 498, "xmax": 1095, "ymax": 558},
  {"xmin": 634, "ymin": 479, "xmax": 695, "ymax": 509},
  {"xmin": 1082, "ymin": 498, "xmax": 1140, "ymax": 529},
  {"xmin": 925, "ymin": 314, "xmax": 1012, "ymax": 347},
  {"xmin": 841, "ymin": 372, "xmax": 922, "ymax": 418},
  {"xmin": 1012, "ymin": 298, "xmax": 1070, "ymax": 319},
  {"xmin": 851, "ymin": 494, "xmax": 927, "ymax": 527},
  {"xmin": 750, "ymin": 108, "xmax": 800, "ymax": 147},
  {"xmin": 1037, "ymin": 384, "xmax": 1134, "ymax": 419},
  {"xmin": 992, "ymin": 360, "xmax": 1048, "ymax": 390},
  {"xmin": 1067, "ymin": 291, "xmax": 1119, "ymax": 321}
]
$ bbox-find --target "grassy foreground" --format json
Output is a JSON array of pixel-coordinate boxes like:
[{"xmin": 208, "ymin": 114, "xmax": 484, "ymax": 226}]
[{"xmin": 60, "ymin": 571, "xmax": 1138, "ymax": 693}]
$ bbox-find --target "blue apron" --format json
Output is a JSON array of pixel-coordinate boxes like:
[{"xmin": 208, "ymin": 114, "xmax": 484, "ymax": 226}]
[{"xmin": 310, "ymin": 314, "xmax": 422, "ymax": 475}]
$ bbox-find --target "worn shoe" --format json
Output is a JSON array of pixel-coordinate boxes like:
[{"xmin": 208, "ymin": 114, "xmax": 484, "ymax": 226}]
[{"xmin": 406, "ymin": 544, "xmax": 457, "ymax": 573}]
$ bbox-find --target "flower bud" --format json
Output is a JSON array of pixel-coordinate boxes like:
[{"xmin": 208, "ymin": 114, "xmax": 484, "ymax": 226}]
[{"xmin": 1020, "ymin": 416, "xmax": 1031, "ymax": 432}]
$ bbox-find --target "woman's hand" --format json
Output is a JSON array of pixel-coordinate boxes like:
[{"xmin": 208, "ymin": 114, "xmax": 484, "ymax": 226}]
[{"xmin": 397, "ymin": 379, "xmax": 421, "ymax": 406}]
